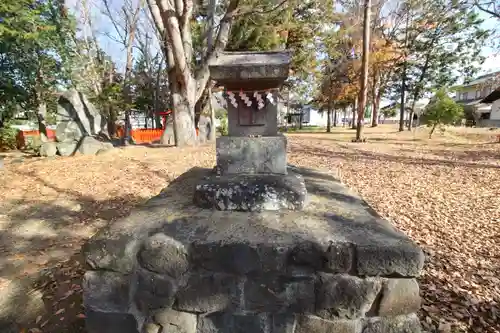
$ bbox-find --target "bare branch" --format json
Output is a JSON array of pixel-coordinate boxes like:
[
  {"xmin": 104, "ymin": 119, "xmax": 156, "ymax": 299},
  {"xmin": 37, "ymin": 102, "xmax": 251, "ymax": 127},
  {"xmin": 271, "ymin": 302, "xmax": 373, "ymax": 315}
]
[
  {"xmin": 474, "ymin": 0, "xmax": 500, "ymax": 19},
  {"xmin": 180, "ymin": 0, "xmax": 194, "ymax": 64},
  {"xmin": 195, "ymin": 0, "xmax": 240, "ymax": 102},
  {"xmin": 236, "ymin": 0, "xmax": 287, "ymax": 17},
  {"xmin": 102, "ymin": 0, "xmax": 126, "ymax": 42}
]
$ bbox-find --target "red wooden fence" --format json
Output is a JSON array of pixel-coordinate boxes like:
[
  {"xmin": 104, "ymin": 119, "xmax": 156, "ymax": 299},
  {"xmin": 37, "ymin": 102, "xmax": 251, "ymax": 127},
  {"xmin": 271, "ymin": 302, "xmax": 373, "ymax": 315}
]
[
  {"xmin": 116, "ymin": 128, "xmax": 165, "ymax": 144},
  {"xmin": 17, "ymin": 127, "xmax": 200, "ymax": 148},
  {"xmin": 16, "ymin": 130, "xmax": 56, "ymax": 149}
]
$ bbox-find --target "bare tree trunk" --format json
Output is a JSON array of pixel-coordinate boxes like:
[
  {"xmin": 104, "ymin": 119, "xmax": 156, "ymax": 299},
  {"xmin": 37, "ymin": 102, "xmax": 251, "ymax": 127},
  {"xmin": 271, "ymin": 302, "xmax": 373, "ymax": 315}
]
[
  {"xmin": 372, "ymin": 91, "xmax": 381, "ymax": 127},
  {"xmin": 80, "ymin": 0, "xmax": 102, "ymax": 96},
  {"xmin": 36, "ymin": 101, "xmax": 48, "ymax": 142},
  {"xmin": 399, "ymin": 69, "xmax": 407, "ymax": 132},
  {"xmin": 407, "ymin": 109, "xmax": 414, "ymax": 130},
  {"xmin": 171, "ymin": 77, "xmax": 197, "ymax": 146},
  {"xmin": 154, "ymin": 61, "xmax": 162, "ymax": 128},
  {"xmin": 35, "ymin": 63, "xmax": 48, "ymax": 142},
  {"xmin": 327, "ymin": 109, "xmax": 332, "ymax": 133},
  {"xmin": 285, "ymin": 90, "xmax": 290, "ymax": 131},
  {"xmin": 124, "ymin": 110, "xmax": 131, "ymax": 145},
  {"xmin": 327, "ymin": 93, "xmax": 332, "ymax": 133},
  {"xmin": 371, "ymin": 72, "xmax": 380, "ymax": 127},
  {"xmin": 399, "ymin": 8, "xmax": 410, "ymax": 132},
  {"xmin": 147, "ymin": 0, "xmax": 239, "ymax": 147},
  {"xmin": 429, "ymin": 123, "xmax": 437, "ymax": 138},
  {"xmin": 333, "ymin": 108, "xmax": 337, "ymax": 127},
  {"xmin": 356, "ymin": 0, "xmax": 371, "ymax": 142},
  {"xmin": 207, "ymin": 0, "xmax": 217, "ymax": 141},
  {"xmin": 123, "ymin": 1, "xmax": 142, "ymax": 145},
  {"xmin": 160, "ymin": 114, "xmax": 173, "ymax": 144},
  {"xmin": 351, "ymin": 99, "xmax": 357, "ymax": 129}
]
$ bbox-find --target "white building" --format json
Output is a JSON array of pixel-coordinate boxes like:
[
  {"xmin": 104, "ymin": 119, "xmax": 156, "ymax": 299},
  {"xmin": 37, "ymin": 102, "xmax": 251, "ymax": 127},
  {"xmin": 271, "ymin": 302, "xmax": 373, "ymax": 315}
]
[{"xmin": 479, "ymin": 88, "xmax": 500, "ymax": 127}]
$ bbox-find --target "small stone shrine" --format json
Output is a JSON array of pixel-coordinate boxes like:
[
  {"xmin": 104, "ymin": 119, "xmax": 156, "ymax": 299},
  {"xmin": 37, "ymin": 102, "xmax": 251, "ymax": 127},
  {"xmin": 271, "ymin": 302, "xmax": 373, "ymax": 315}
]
[
  {"xmin": 82, "ymin": 51, "xmax": 425, "ymax": 333},
  {"xmin": 194, "ymin": 51, "xmax": 307, "ymax": 211}
]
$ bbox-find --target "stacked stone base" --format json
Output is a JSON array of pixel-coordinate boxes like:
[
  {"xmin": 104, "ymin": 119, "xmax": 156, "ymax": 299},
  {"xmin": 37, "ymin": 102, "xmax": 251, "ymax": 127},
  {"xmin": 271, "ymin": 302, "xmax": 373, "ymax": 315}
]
[
  {"xmin": 84, "ymin": 259, "xmax": 421, "ymax": 333},
  {"xmin": 82, "ymin": 166, "xmax": 424, "ymax": 333}
]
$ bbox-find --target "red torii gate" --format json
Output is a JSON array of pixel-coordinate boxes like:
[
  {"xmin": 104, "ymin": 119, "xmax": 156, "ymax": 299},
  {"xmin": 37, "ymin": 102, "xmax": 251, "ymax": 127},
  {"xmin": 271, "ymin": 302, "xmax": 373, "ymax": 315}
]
[{"xmin": 157, "ymin": 110, "xmax": 172, "ymax": 129}]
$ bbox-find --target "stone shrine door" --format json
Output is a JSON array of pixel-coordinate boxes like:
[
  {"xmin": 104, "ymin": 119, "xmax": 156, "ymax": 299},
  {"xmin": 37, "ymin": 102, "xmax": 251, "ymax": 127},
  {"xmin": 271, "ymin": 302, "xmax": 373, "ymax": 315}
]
[{"xmin": 238, "ymin": 102, "xmax": 266, "ymax": 127}]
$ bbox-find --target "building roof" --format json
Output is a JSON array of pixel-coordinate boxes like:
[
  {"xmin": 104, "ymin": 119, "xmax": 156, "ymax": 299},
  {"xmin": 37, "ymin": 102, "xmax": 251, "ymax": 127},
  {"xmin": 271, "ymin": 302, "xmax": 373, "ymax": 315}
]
[
  {"xmin": 457, "ymin": 71, "xmax": 500, "ymax": 88},
  {"xmin": 480, "ymin": 88, "xmax": 500, "ymax": 104}
]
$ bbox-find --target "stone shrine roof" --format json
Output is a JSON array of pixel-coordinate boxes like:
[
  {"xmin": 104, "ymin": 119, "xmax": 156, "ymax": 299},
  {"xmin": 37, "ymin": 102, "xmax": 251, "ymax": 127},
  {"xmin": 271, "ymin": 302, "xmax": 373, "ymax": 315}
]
[
  {"xmin": 209, "ymin": 51, "xmax": 292, "ymax": 67},
  {"xmin": 209, "ymin": 51, "xmax": 292, "ymax": 84}
]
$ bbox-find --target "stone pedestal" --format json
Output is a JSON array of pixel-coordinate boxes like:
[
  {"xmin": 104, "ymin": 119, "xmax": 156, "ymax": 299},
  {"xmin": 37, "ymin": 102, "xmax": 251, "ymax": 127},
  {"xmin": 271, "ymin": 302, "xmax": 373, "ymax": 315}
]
[
  {"xmin": 82, "ymin": 166, "xmax": 424, "ymax": 333},
  {"xmin": 193, "ymin": 171, "xmax": 307, "ymax": 211}
]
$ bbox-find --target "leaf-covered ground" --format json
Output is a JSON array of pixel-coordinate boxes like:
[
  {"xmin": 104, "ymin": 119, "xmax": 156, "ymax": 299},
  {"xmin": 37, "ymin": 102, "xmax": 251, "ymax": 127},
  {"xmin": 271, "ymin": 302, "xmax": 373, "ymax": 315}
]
[{"xmin": 0, "ymin": 125, "xmax": 499, "ymax": 332}]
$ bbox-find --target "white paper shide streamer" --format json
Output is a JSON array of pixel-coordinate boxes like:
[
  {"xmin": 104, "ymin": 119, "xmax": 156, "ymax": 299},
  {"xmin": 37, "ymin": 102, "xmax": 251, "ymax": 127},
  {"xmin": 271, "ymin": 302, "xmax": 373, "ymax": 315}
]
[
  {"xmin": 239, "ymin": 91, "xmax": 252, "ymax": 107},
  {"xmin": 226, "ymin": 90, "xmax": 276, "ymax": 108},
  {"xmin": 254, "ymin": 91, "xmax": 265, "ymax": 110},
  {"xmin": 227, "ymin": 91, "xmax": 238, "ymax": 108},
  {"xmin": 266, "ymin": 91, "xmax": 275, "ymax": 105}
]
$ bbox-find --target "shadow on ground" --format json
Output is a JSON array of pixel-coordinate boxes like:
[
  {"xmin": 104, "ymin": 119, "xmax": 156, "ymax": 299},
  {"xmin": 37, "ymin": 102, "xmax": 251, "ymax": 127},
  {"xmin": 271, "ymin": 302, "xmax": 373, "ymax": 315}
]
[{"xmin": 0, "ymin": 165, "xmax": 174, "ymax": 333}]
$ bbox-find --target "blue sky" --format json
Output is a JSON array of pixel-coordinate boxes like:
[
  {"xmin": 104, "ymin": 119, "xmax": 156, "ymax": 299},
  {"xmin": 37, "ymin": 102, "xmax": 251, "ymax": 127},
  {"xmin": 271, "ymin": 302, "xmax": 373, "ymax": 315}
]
[{"xmin": 477, "ymin": 14, "xmax": 499, "ymax": 74}]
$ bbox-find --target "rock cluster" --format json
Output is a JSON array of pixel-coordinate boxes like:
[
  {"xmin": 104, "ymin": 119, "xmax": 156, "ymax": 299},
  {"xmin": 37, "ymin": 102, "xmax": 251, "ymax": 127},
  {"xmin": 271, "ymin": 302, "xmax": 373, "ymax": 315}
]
[{"xmin": 40, "ymin": 90, "xmax": 113, "ymax": 157}]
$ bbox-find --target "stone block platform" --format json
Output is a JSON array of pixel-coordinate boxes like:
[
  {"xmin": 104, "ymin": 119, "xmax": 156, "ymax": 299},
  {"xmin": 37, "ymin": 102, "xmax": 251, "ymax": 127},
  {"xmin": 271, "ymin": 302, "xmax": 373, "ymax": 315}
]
[{"xmin": 82, "ymin": 166, "xmax": 424, "ymax": 333}]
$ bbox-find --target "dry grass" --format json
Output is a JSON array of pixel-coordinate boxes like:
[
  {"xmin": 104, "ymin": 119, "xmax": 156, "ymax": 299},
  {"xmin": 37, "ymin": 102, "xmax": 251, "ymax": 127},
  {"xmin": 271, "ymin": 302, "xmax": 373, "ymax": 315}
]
[{"xmin": 0, "ymin": 124, "xmax": 499, "ymax": 332}]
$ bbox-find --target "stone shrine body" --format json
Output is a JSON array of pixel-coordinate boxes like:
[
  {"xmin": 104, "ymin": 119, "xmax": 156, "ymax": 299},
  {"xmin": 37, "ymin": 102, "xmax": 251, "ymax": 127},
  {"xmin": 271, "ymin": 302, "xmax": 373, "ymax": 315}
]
[{"xmin": 194, "ymin": 51, "xmax": 307, "ymax": 211}]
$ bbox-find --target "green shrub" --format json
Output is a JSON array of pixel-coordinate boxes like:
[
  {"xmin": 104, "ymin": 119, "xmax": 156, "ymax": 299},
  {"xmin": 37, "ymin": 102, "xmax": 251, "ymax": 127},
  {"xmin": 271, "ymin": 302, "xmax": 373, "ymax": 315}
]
[
  {"xmin": 0, "ymin": 123, "xmax": 19, "ymax": 150},
  {"xmin": 422, "ymin": 89, "xmax": 463, "ymax": 138},
  {"xmin": 218, "ymin": 116, "xmax": 228, "ymax": 136}
]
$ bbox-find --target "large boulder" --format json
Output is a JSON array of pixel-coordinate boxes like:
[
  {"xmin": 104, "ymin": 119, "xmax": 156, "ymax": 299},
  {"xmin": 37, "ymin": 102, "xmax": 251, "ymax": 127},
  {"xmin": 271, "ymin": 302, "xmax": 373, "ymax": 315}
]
[
  {"xmin": 55, "ymin": 120, "xmax": 83, "ymax": 143},
  {"xmin": 78, "ymin": 136, "xmax": 114, "ymax": 155},
  {"xmin": 57, "ymin": 90, "xmax": 108, "ymax": 138},
  {"xmin": 39, "ymin": 142, "xmax": 57, "ymax": 157},
  {"xmin": 57, "ymin": 141, "xmax": 78, "ymax": 156}
]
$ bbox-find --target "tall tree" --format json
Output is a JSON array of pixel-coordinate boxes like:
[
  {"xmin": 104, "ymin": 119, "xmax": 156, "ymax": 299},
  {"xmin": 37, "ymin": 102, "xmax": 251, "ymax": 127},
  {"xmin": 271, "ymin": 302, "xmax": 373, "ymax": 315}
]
[
  {"xmin": 146, "ymin": 0, "xmax": 242, "ymax": 147},
  {"xmin": 402, "ymin": 0, "xmax": 488, "ymax": 130},
  {"xmin": 0, "ymin": 0, "xmax": 75, "ymax": 136},
  {"xmin": 146, "ymin": 0, "xmax": 337, "ymax": 146},
  {"xmin": 355, "ymin": 0, "xmax": 371, "ymax": 141}
]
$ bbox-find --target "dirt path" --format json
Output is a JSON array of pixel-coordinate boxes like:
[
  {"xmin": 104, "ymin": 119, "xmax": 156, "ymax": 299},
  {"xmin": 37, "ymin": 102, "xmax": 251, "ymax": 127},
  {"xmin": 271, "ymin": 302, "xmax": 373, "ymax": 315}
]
[{"xmin": 0, "ymin": 125, "xmax": 498, "ymax": 332}]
